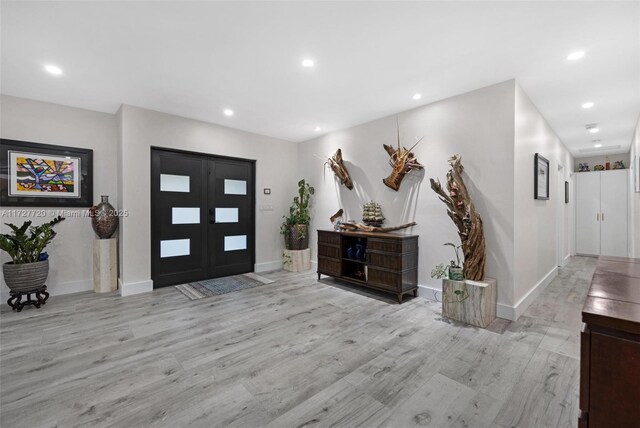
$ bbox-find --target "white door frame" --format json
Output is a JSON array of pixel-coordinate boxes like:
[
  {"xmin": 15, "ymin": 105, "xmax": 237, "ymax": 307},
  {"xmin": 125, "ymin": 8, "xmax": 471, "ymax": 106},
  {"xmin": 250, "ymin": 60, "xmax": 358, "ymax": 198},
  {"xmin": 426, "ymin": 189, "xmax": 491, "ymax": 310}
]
[{"xmin": 557, "ymin": 163, "xmax": 565, "ymax": 267}]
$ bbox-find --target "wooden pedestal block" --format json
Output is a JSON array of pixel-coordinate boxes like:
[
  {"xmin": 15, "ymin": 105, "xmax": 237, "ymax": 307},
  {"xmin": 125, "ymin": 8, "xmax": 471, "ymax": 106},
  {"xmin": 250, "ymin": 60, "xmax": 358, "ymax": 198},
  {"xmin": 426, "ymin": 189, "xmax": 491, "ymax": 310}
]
[
  {"xmin": 442, "ymin": 278, "xmax": 497, "ymax": 328},
  {"xmin": 93, "ymin": 238, "xmax": 118, "ymax": 293},
  {"xmin": 283, "ymin": 248, "xmax": 311, "ymax": 272}
]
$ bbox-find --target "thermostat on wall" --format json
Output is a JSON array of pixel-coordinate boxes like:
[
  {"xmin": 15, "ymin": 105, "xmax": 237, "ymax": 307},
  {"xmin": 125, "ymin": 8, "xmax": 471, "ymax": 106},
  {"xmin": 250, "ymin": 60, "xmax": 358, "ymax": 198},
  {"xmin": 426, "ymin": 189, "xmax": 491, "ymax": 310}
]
[{"xmin": 263, "ymin": 188, "xmax": 271, "ymax": 195}]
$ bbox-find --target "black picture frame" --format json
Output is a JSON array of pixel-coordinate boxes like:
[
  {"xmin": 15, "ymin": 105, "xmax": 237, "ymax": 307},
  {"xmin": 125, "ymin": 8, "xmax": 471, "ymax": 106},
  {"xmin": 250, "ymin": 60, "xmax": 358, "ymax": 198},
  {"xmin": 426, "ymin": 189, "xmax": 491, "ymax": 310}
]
[
  {"xmin": 0, "ymin": 139, "xmax": 93, "ymax": 207},
  {"xmin": 534, "ymin": 153, "xmax": 549, "ymax": 200},
  {"xmin": 565, "ymin": 180, "xmax": 569, "ymax": 204}
]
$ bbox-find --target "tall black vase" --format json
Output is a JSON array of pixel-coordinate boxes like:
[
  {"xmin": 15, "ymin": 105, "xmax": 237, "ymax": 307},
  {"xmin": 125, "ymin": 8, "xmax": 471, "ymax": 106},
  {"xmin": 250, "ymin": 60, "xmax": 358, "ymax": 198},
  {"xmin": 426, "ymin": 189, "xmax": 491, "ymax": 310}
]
[{"xmin": 90, "ymin": 195, "xmax": 119, "ymax": 239}]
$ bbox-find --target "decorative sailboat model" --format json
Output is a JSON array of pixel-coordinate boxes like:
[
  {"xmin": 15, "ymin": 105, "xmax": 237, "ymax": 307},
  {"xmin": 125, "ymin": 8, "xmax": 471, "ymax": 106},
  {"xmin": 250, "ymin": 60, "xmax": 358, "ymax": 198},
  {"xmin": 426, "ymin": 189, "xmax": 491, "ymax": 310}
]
[{"xmin": 362, "ymin": 201, "xmax": 385, "ymax": 227}]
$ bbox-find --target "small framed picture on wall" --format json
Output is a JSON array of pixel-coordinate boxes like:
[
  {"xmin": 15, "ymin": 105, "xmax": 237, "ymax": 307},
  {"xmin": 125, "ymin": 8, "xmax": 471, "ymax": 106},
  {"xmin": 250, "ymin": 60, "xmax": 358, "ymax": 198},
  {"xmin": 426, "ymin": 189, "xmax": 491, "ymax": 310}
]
[{"xmin": 534, "ymin": 153, "xmax": 549, "ymax": 200}]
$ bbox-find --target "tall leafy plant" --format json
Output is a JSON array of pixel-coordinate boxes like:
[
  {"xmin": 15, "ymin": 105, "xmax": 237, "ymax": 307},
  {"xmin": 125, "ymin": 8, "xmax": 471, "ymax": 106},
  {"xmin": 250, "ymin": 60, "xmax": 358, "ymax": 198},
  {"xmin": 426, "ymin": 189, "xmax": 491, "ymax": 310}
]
[
  {"xmin": 281, "ymin": 179, "xmax": 315, "ymax": 234},
  {"xmin": 0, "ymin": 216, "xmax": 65, "ymax": 264}
]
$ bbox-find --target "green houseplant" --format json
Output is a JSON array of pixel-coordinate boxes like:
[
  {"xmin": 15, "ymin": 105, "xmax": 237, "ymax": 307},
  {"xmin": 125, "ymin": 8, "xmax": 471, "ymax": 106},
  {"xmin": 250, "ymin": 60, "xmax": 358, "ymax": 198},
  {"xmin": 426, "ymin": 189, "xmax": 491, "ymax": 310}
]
[
  {"xmin": 281, "ymin": 179, "xmax": 315, "ymax": 250},
  {"xmin": 1, "ymin": 216, "xmax": 65, "ymax": 292},
  {"xmin": 431, "ymin": 242, "xmax": 468, "ymax": 303},
  {"xmin": 431, "ymin": 242, "xmax": 464, "ymax": 281}
]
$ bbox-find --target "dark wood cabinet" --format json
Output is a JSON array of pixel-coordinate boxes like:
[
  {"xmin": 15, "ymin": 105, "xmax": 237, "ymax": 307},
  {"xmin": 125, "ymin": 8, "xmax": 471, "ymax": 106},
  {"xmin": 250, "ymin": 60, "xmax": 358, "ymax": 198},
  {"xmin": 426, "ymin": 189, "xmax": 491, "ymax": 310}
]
[
  {"xmin": 317, "ymin": 229, "xmax": 418, "ymax": 303},
  {"xmin": 579, "ymin": 256, "xmax": 640, "ymax": 427}
]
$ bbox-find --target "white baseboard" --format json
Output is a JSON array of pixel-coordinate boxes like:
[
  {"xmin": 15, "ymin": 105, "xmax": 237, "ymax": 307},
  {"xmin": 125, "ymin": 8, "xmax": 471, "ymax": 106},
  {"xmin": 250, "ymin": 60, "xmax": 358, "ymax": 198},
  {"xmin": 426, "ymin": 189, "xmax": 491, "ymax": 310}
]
[
  {"xmin": 119, "ymin": 278, "xmax": 153, "ymax": 296},
  {"xmin": 255, "ymin": 260, "xmax": 283, "ymax": 273},
  {"xmin": 311, "ymin": 260, "xmax": 318, "ymax": 270},
  {"xmin": 562, "ymin": 254, "xmax": 571, "ymax": 266},
  {"xmin": 417, "ymin": 283, "xmax": 516, "ymax": 321},
  {"xmin": 0, "ymin": 278, "xmax": 92, "ymax": 300},
  {"xmin": 513, "ymin": 266, "xmax": 558, "ymax": 319}
]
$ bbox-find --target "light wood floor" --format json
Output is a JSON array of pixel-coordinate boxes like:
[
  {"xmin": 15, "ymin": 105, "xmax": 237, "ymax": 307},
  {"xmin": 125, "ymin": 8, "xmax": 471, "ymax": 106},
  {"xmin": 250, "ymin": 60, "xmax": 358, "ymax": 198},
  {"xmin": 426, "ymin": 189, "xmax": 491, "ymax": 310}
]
[{"xmin": 0, "ymin": 257, "xmax": 594, "ymax": 427}]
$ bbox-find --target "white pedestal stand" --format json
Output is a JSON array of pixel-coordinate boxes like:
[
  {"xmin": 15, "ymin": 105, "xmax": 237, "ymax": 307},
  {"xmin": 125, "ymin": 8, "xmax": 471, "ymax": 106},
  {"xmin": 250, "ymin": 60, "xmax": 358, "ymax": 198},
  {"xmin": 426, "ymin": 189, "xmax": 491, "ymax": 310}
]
[
  {"xmin": 283, "ymin": 248, "xmax": 311, "ymax": 272},
  {"xmin": 93, "ymin": 238, "xmax": 118, "ymax": 293},
  {"xmin": 442, "ymin": 277, "xmax": 497, "ymax": 328}
]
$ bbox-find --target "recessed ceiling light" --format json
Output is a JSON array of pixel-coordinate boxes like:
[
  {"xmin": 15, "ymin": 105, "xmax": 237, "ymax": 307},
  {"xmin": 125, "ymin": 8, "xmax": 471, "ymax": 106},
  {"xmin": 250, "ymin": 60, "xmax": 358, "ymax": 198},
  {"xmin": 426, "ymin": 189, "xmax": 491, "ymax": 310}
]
[
  {"xmin": 567, "ymin": 50, "xmax": 585, "ymax": 61},
  {"xmin": 589, "ymin": 127, "xmax": 599, "ymax": 134},
  {"xmin": 223, "ymin": 109, "xmax": 234, "ymax": 116},
  {"xmin": 301, "ymin": 59, "xmax": 315, "ymax": 68},
  {"xmin": 412, "ymin": 93, "xmax": 422, "ymax": 100},
  {"xmin": 44, "ymin": 64, "xmax": 62, "ymax": 75},
  {"xmin": 314, "ymin": 126, "xmax": 321, "ymax": 132},
  {"xmin": 582, "ymin": 102, "xmax": 594, "ymax": 109},
  {"xmin": 594, "ymin": 143, "xmax": 602, "ymax": 148}
]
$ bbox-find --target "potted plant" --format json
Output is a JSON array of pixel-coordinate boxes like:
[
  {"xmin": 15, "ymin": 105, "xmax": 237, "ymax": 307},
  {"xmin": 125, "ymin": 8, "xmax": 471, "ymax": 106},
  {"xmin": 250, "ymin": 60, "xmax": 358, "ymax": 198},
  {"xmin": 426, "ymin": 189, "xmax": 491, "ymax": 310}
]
[
  {"xmin": 431, "ymin": 242, "xmax": 464, "ymax": 281},
  {"xmin": 281, "ymin": 179, "xmax": 315, "ymax": 250},
  {"xmin": 0, "ymin": 216, "xmax": 65, "ymax": 292}
]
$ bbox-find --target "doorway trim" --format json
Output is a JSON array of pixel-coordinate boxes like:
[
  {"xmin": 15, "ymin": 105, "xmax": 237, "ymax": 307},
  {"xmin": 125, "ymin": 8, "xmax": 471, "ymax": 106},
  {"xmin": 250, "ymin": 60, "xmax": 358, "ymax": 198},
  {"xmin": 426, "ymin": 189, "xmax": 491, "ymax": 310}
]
[
  {"xmin": 557, "ymin": 163, "xmax": 565, "ymax": 267},
  {"xmin": 150, "ymin": 146, "xmax": 256, "ymax": 288}
]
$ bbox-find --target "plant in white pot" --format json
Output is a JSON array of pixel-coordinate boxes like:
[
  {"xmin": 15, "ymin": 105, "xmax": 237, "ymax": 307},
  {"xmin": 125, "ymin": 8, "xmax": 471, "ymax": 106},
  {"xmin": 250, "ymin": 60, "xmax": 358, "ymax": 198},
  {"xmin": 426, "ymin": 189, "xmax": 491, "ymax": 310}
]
[
  {"xmin": 431, "ymin": 243, "xmax": 465, "ymax": 280},
  {"xmin": 281, "ymin": 179, "xmax": 315, "ymax": 250},
  {"xmin": 1, "ymin": 216, "xmax": 65, "ymax": 293}
]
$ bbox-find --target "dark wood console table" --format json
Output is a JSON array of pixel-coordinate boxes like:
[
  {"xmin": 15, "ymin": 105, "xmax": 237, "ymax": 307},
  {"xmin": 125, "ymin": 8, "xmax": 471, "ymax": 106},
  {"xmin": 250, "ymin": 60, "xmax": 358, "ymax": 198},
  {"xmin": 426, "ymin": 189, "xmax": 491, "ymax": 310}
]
[
  {"xmin": 317, "ymin": 229, "xmax": 418, "ymax": 303},
  {"xmin": 579, "ymin": 256, "xmax": 640, "ymax": 427}
]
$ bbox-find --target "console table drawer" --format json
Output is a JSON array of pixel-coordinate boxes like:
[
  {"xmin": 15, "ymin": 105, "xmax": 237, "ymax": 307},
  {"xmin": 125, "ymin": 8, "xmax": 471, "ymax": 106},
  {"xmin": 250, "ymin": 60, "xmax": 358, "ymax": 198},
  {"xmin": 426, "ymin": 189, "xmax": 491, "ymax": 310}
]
[
  {"xmin": 368, "ymin": 251, "xmax": 417, "ymax": 271},
  {"xmin": 318, "ymin": 244, "xmax": 340, "ymax": 259},
  {"xmin": 318, "ymin": 257, "xmax": 341, "ymax": 276},
  {"xmin": 318, "ymin": 231, "xmax": 340, "ymax": 245},
  {"xmin": 368, "ymin": 237, "xmax": 418, "ymax": 254}
]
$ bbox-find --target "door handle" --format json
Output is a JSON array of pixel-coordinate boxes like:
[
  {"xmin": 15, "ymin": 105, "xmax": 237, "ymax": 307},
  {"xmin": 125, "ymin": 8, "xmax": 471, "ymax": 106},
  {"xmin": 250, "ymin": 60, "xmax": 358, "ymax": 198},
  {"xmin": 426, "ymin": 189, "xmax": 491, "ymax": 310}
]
[
  {"xmin": 601, "ymin": 212, "xmax": 604, "ymax": 221},
  {"xmin": 597, "ymin": 213, "xmax": 600, "ymax": 221},
  {"xmin": 209, "ymin": 208, "xmax": 215, "ymax": 224}
]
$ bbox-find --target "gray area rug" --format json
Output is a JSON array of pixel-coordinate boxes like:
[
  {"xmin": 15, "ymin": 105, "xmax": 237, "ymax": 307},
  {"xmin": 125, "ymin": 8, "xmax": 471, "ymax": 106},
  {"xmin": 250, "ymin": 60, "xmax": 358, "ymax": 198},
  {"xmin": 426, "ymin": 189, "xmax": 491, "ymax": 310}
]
[{"xmin": 175, "ymin": 272, "xmax": 275, "ymax": 300}]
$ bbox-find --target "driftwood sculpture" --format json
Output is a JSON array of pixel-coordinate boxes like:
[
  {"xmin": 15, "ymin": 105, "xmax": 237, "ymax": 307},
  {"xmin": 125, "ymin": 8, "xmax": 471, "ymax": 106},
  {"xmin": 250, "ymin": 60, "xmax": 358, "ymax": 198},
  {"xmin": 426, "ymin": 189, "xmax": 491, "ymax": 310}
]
[
  {"xmin": 430, "ymin": 155, "xmax": 486, "ymax": 281},
  {"xmin": 340, "ymin": 221, "xmax": 416, "ymax": 233},
  {"xmin": 325, "ymin": 149, "xmax": 353, "ymax": 190},
  {"xmin": 330, "ymin": 209, "xmax": 344, "ymax": 224},
  {"xmin": 383, "ymin": 121, "xmax": 424, "ymax": 191}
]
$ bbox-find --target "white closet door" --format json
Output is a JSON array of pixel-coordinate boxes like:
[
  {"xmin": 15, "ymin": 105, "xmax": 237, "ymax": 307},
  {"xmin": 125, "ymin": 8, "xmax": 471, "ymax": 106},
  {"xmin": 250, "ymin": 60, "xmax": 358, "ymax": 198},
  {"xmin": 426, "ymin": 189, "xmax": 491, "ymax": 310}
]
[
  {"xmin": 600, "ymin": 169, "xmax": 628, "ymax": 257},
  {"xmin": 575, "ymin": 172, "xmax": 601, "ymax": 255}
]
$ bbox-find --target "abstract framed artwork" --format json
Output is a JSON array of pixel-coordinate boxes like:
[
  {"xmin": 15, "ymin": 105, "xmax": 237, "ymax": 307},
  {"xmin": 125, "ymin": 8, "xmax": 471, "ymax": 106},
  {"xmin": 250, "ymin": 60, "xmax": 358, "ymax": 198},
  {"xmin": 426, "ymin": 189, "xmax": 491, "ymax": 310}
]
[
  {"xmin": 0, "ymin": 139, "xmax": 93, "ymax": 207},
  {"xmin": 534, "ymin": 153, "xmax": 549, "ymax": 200}
]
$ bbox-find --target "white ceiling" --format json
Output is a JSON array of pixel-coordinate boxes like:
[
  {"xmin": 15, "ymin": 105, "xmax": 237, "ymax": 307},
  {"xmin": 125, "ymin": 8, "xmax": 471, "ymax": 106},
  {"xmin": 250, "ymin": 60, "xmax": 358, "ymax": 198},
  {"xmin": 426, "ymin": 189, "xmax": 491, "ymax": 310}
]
[{"xmin": 2, "ymin": 1, "xmax": 639, "ymax": 155}]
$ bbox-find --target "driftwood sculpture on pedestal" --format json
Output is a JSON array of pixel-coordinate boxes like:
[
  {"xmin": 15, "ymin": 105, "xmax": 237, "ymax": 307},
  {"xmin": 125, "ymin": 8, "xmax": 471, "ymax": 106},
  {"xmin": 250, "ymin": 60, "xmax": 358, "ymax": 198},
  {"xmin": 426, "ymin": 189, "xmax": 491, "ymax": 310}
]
[
  {"xmin": 382, "ymin": 121, "xmax": 424, "ymax": 191},
  {"xmin": 325, "ymin": 149, "xmax": 353, "ymax": 190},
  {"xmin": 340, "ymin": 221, "xmax": 416, "ymax": 233},
  {"xmin": 429, "ymin": 155, "xmax": 486, "ymax": 281}
]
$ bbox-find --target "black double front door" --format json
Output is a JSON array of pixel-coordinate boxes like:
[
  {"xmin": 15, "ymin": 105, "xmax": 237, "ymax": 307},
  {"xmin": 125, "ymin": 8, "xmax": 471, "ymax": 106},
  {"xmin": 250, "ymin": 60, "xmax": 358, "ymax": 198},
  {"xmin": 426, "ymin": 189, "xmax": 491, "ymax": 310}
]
[{"xmin": 151, "ymin": 148, "xmax": 255, "ymax": 288}]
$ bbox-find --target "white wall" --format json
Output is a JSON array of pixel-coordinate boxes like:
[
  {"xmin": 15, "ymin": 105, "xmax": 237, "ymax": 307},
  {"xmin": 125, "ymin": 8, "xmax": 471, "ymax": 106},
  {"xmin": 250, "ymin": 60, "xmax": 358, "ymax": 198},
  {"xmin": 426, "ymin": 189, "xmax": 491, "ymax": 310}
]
[
  {"xmin": 118, "ymin": 105, "xmax": 299, "ymax": 295},
  {"xmin": 575, "ymin": 154, "xmax": 630, "ymax": 172},
  {"xmin": 630, "ymin": 116, "xmax": 640, "ymax": 258},
  {"xmin": 0, "ymin": 95, "xmax": 117, "ymax": 296},
  {"xmin": 298, "ymin": 81, "xmax": 517, "ymax": 315},
  {"xmin": 513, "ymin": 84, "xmax": 574, "ymax": 318}
]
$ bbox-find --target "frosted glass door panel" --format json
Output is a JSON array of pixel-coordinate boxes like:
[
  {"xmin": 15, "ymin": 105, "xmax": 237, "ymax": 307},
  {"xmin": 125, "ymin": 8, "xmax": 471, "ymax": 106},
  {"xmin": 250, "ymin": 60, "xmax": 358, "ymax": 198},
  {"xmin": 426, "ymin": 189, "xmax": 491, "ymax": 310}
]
[
  {"xmin": 224, "ymin": 179, "xmax": 246, "ymax": 195},
  {"xmin": 160, "ymin": 239, "xmax": 190, "ymax": 258},
  {"xmin": 215, "ymin": 208, "xmax": 239, "ymax": 223},
  {"xmin": 172, "ymin": 207, "xmax": 200, "ymax": 224},
  {"xmin": 160, "ymin": 174, "xmax": 190, "ymax": 192},
  {"xmin": 224, "ymin": 235, "xmax": 247, "ymax": 251}
]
